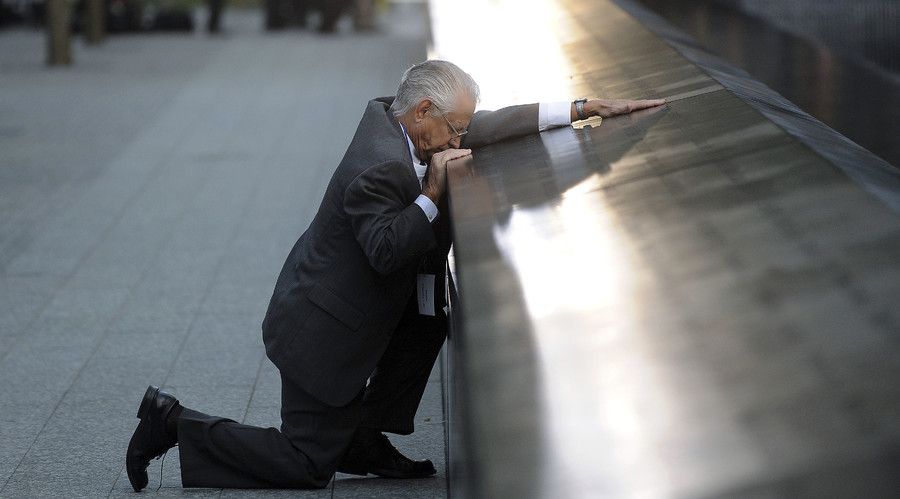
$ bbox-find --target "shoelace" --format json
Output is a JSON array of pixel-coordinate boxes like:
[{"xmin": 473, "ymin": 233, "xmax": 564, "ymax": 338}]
[{"xmin": 156, "ymin": 445, "xmax": 175, "ymax": 492}]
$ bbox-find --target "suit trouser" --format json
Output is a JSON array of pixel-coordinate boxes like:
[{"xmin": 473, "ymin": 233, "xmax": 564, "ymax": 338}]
[{"xmin": 177, "ymin": 297, "xmax": 448, "ymax": 488}]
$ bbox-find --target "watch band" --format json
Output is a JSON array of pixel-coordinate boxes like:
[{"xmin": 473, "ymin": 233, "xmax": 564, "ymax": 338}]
[{"xmin": 574, "ymin": 98, "xmax": 588, "ymax": 121}]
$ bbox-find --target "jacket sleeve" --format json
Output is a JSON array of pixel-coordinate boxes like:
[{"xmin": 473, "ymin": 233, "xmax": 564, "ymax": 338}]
[
  {"xmin": 343, "ymin": 161, "xmax": 437, "ymax": 275},
  {"xmin": 461, "ymin": 103, "xmax": 541, "ymax": 149}
]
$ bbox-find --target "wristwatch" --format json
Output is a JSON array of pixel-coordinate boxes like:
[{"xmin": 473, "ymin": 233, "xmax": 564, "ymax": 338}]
[{"xmin": 574, "ymin": 98, "xmax": 588, "ymax": 121}]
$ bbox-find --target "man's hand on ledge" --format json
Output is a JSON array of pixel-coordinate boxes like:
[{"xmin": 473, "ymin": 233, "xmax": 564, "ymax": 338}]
[
  {"xmin": 573, "ymin": 98, "xmax": 667, "ymax": 121},
  {"xmin": 423, "ymin": 148, "xmax": 472, "ymax": 204}
]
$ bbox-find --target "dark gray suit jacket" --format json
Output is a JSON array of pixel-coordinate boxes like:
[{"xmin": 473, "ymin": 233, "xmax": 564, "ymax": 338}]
[{"xmin": 262, "ymin": 96, "xmax": 541, "ymax": 406}]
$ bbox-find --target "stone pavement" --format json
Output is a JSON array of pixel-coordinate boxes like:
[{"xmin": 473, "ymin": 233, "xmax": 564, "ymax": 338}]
[{"xmin": 0, "ymin": 3, "xmax": 445, "ymax": 497}]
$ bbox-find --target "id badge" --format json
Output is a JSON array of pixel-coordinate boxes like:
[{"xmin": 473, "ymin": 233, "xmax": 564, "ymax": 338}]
[{"xmin": 417, "ymin": 273, "xmax": 435, "ymax": 316}]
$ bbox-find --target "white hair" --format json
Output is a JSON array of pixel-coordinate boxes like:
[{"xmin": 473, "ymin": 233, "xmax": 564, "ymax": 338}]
[{"xmin": 390, "ymin": 60, "xmax": 480, "ymax": 117}]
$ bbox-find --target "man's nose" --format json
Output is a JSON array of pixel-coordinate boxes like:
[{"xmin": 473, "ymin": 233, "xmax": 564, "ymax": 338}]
[{"xmin": 449, "ymin": 136, "xmax": 462, "ymax": 149}]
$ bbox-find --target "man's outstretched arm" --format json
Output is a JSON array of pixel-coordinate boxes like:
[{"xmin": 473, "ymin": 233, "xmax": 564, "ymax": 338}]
[{"xmin": 574, "ymin": 98, "xmax": 667, "ymax": 121}]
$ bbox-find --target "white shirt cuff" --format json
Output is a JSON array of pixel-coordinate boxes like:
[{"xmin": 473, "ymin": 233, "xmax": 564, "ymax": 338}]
[
  {"xmin": 539, "ymin": 101, "xmax": 573, "ymax": 131},
  {"xmin": 415, "ymin": 194, "xmax": 439, "ymax": 223}
]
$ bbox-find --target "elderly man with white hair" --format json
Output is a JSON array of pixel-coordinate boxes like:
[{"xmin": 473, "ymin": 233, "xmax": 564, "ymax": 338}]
[{"xmin": 125, "ymin": 60, "xmax": 664, "ymax": 491}]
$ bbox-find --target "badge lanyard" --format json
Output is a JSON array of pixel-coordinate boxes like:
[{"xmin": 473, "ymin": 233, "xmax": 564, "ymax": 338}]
[{"xmin": 401, "ymin": 123, "xmax": 436, "ymax": 316}]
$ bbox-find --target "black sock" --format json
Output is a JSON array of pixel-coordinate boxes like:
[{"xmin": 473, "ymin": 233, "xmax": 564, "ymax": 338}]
[
  {"xmin": 165, "ymin": 403, "xmax": 183, "ymax": 441},
  {"xmin": 353, "ymin": 426, "xmax": 380, "ymax": 446}
]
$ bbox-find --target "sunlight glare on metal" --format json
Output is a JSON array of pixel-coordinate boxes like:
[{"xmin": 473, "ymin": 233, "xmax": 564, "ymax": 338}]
[
  {"xmin": 429, "ymin": 0, "xmax": 578, "ymax": 110},
  {"xmin": 492, "ymin": 195, "xmax": 674, "ymax": 497}
]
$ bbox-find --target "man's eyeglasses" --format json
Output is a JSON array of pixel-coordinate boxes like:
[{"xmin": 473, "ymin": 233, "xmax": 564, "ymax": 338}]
[{"xmin": 434, "ymin": 104, "xmax": 468, "ymax": 139}]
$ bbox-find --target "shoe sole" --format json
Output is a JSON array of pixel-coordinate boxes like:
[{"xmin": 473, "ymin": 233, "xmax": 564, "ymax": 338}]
[
  {"xmin": 126, "ymin": 422, "xmax": 150, "ymax": 492},
  {"xmin": 128, "ymin": 386, "xmax": 155, "ymax": 492},
  {"xmin": 127, "ymin": 385, "xmax": 160, "ymax": 492},
  {"xmin": 336, "ymin": 464, "xmax": 367, "ymax": 476},
  {"xmin": 336, "ymin": 464, "xmax": 436, "ymax": 479},
  {"xmin": 369, "ymin": 468, "xmax": 436, "ymax": 479},
  {"xmin": 137, "ymin": 385, "xmax": 159, "ymax": 419},
  {"xmin": 371, "ymin": 466, "xmax": 436, "ymax": 479}
]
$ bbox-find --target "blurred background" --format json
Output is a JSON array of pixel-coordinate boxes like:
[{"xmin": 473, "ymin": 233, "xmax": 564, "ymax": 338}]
[
  {"xmin": 0, "ymin": 0, "xmax": 392, "ymax": 34},
  {"xmin": 631, "ymin": 0, "xmax": 900, "ymax": 169}
]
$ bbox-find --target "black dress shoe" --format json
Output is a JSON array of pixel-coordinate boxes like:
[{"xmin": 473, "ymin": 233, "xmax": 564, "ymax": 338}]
[
  {"xmin": 125, "ymin": 385, "xmax": 179, "ymax": 492},
  {"xmin": 338, "ymin": 433, "xmax": 436, "ymax": 479}
]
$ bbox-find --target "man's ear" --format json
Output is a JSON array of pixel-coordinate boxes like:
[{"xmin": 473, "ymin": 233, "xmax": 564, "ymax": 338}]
[{"xmin": 414, "ymin": 99, "xmax": 434, "ymax": 123}]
